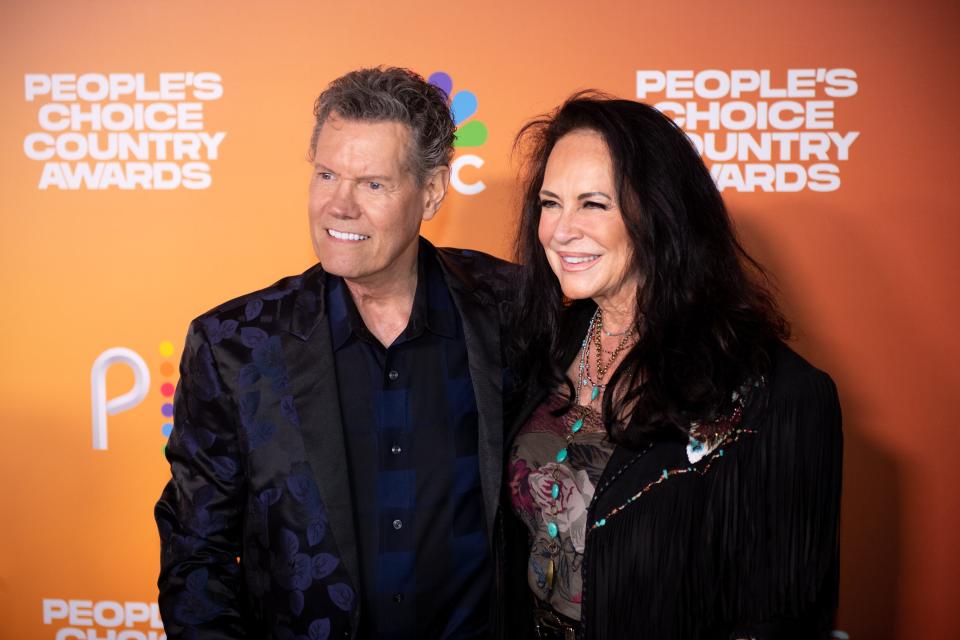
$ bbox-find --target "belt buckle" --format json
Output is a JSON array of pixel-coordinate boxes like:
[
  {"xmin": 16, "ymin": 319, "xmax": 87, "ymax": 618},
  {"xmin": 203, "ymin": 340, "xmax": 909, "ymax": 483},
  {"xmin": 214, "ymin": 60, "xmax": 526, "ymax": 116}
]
[{"xmin": 533, "ymin": 608, "xmax": 577, "ymax": 640}]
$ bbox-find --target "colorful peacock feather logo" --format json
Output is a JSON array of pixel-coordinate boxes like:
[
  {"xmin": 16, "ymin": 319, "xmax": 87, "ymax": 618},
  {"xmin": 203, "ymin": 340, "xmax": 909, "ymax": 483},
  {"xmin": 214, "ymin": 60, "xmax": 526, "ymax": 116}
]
[{"xmin": 428, "ymin": 71, "xmax": 488, "ymax": 148}]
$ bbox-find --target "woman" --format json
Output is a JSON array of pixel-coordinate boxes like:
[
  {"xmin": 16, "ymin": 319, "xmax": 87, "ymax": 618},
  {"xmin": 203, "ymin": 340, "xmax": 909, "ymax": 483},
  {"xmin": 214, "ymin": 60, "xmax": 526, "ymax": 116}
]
[{"xmin": 504, "ymin": 95, "xmax": 843, "ymax": 639}]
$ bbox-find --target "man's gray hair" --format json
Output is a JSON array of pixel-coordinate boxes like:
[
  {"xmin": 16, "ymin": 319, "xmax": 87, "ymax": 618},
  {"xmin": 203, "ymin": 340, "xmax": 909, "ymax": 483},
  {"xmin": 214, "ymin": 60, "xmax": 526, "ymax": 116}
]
[{"xmin": 309, "ymin": 67, "xmax": 456, "ymax": 186}]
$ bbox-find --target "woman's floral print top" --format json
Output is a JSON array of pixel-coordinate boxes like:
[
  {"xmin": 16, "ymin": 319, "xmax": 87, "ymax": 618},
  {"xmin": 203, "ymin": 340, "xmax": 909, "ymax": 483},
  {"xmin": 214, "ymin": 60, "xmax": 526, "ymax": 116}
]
[{"xmin": 509, "ymin": 394, "xmax": 615, "ymax": 620}]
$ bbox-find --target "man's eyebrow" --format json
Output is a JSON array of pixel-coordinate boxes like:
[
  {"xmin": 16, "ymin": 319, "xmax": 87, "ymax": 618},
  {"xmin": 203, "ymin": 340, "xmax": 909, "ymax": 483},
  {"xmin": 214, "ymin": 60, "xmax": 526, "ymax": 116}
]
[{"xmin": 311, "ymin": 164, "xmax": 392, "ymax": 182}]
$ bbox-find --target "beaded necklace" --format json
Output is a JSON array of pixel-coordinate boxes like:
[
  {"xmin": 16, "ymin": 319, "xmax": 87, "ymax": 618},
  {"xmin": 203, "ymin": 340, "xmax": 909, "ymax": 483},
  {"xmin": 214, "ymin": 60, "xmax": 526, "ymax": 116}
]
[{"xmin": 542, "ymin": 307, "xmax": 634, "ymax": 589}]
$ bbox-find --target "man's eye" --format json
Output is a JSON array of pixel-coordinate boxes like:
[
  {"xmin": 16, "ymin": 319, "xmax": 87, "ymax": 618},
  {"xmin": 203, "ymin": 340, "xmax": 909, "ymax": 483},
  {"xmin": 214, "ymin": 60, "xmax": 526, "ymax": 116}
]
[
  {"xmin": 317, "ymin": 172, "xmax": 333, "ymax": 180},
  {"xmin": 369, "ymin": 182, "xmax": 382, "ymax": 190}
]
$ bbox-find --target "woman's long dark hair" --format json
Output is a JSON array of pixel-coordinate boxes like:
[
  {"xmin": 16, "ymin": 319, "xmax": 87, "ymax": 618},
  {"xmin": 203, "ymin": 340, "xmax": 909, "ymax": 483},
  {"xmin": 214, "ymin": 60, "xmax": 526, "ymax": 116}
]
[{"xmin": 512, "ymin": 93, "xmax": 789, "ymax": 447}]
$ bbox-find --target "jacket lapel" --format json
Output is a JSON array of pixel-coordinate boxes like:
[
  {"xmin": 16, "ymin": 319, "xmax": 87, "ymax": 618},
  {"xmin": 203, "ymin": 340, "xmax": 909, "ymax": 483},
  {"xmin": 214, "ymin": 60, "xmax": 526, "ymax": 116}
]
[
  {"xmin": 281, "ymin": 267, "xmax": 363, "ymax": 611},
  {"xmin": 437, "ymin": 250, "xmax": 504, "ymax": 548}
]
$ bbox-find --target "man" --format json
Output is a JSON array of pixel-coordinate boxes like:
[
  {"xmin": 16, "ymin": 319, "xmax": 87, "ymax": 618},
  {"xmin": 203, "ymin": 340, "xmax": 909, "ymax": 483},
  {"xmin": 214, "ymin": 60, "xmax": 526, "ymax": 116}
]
[{"xmin": 156, "ymin": 67, "xmax": 515, "ymax": 639}]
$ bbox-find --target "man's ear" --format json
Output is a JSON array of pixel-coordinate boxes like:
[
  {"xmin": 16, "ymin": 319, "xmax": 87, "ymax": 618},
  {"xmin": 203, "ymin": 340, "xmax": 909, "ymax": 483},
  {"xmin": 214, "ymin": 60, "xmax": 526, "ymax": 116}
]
[{"xmin": 421, "ymin": 166, "xmax": 450, "ymax": 222}]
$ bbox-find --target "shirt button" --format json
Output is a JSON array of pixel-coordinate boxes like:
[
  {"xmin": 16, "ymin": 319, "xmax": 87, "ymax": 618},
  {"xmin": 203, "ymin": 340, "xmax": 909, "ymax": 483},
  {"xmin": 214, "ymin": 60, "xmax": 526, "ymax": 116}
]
[
  {"xmin": 391, "ymin": 444, "xmax": 402, "ymax": 455},
  {"xmin": 393, "ymin": 593, "xmax": 404, "ymax": 603},
  {"xmin": 392, "ymin": 519, "xmax": 403, "ymax": 530},
  {"xmin": 387, "ymin": 369, "xmax": 399, "ymax": 381}
]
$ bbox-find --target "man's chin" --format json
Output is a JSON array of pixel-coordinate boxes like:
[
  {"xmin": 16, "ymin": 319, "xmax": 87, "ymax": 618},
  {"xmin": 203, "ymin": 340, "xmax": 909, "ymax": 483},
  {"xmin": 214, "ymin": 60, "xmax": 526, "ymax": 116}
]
[
  {"xmin": 315, "ymin": 244, "xmax": 370, "ymax": 273},
  {"xmin": 315, "ymin": 253, "xmax": 357, "ymax": 275},
  {"xmin": 321, "ymin": 264, "xmax": 364, "ymax": 280}
]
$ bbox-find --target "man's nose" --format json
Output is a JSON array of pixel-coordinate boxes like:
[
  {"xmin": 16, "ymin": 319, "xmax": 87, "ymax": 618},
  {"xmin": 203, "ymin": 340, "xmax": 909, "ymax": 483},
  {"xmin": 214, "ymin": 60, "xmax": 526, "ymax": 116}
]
[{"xmin": 328, "ymin": 181, "xmax": 359, "ymax": 219}]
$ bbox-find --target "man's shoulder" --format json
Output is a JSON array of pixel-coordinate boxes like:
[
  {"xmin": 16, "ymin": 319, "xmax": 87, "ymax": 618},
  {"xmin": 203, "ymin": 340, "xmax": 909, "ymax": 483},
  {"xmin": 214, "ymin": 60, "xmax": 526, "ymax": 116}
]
[
  {"xmin": 434, "ymin": 246, "xmax": 519, "ymax": 299},
  {"xmin": 188, "ymin": 262, "xmax": 325, "ymax": 337},
  {"xmin": 435, "ymin": 246, "xmax": 514, "ymax": 268}
]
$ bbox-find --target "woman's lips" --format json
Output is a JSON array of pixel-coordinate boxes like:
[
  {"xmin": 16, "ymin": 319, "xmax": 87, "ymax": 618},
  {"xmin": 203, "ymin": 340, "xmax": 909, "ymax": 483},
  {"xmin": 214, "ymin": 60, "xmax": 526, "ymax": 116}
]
[{"xmin": 558, "ymin": 253, "xmax": 600, "ymax": 271}]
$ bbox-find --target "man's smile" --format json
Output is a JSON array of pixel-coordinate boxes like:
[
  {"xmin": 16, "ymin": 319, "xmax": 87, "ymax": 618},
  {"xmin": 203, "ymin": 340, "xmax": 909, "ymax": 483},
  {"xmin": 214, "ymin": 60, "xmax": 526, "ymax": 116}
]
[{"xmin": 327, "ymin": 228, "xmax": 370, "ymax": 241}]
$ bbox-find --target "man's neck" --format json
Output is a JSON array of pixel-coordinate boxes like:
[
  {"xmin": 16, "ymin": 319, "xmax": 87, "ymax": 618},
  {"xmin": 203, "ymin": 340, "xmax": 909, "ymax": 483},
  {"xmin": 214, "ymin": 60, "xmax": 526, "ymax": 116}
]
[{"xmin": 343, "ymin": 253, "xmax": 419, "ymax": 348}]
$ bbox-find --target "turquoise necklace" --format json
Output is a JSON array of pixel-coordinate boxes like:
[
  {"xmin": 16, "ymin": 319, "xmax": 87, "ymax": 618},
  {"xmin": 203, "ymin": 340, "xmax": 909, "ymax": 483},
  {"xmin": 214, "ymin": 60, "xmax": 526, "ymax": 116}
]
[{"xmin": 542, "ymin": 308, "xmax": 635, "ymax": 588}]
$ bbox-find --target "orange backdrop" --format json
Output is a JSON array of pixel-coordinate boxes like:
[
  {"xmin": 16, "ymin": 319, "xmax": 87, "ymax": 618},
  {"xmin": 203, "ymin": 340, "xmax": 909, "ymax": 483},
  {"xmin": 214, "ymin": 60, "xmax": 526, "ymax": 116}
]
[{"xmin": 1, "ymin": 1, "xmax": 957, "ymax": 638}]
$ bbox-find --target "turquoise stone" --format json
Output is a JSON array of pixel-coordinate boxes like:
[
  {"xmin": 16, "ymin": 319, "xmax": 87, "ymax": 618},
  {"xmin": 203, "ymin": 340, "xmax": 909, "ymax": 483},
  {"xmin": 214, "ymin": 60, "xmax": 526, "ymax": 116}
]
[
  {"xmin": 571, "ymin": 418, "xmax": 584, "ymax": 433},
  {"xmin": 591, "ymin": 386, "xmax": 600, "ymax": 401},
  {"xmin": 547, "ymin": 522, "xmax": 559, "ymax": 538},
  {"xmin": 551, "ymin": 482, "xmax": 560, "ymax": 500},
  {"xmin": 556, "ymin": 448, "xmax": 568, "ymax": 463}
]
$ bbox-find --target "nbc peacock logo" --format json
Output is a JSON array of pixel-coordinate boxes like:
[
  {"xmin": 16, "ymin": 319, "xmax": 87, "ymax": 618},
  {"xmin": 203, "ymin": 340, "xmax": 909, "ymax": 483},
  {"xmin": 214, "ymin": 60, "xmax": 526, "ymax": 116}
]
[{"xmin": 428, "ymin": 71, "xmax": 487, "ymax": 196}]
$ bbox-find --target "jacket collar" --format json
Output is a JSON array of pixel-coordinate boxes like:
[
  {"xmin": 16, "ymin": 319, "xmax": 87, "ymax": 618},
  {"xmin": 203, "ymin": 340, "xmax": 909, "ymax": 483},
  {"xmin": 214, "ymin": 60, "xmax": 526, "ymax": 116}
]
[
  {"xmin": 284, "ymin": 238, "xmax": 475, "ymax": 342},
  {"xmin": 281, "ymin": 262, "xmax": 328, "ymax": 340}
]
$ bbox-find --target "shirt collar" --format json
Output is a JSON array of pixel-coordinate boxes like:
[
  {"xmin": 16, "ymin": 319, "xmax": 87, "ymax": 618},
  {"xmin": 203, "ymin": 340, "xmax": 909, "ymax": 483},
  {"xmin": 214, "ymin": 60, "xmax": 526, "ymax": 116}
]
[{"xmin": 326, "ymin": 238, "xmax": 458, "ymax": 351}]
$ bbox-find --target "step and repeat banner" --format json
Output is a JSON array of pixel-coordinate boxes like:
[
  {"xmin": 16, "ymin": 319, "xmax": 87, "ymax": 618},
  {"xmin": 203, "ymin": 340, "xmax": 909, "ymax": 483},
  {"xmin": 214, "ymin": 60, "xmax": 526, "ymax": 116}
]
[{"xmin": 1, "ymin": 1, "xmax": 957, "ymax": 639}]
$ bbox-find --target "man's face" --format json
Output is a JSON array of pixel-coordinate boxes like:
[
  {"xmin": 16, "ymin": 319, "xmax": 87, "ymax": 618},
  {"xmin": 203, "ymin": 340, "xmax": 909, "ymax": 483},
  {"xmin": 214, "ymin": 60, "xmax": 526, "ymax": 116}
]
[{"xmin": 308, "ymin": 113, "xmax": 445, "ymax": 288}]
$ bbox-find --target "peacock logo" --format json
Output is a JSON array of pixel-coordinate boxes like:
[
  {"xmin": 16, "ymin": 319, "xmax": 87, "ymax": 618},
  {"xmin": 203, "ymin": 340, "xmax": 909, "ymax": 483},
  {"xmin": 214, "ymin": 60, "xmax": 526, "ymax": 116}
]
[
  {"xmin": 90, "ymin": 340, "xmax": 178, "ymax": 451},
  {"xmin": 429, "ymin": 71, "xmax": 487, "ymax": 196}
]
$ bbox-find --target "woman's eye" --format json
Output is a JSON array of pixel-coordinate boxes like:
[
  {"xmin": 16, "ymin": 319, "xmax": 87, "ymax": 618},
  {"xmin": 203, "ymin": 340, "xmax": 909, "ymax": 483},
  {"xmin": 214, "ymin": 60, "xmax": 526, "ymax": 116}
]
[
  {"xmin": 540, "ymin": 199, "xmax": 559, "ymax": 209},
  {"xmin": 583, "ymin": 200, "xmax": 609, "ymax": 210}
]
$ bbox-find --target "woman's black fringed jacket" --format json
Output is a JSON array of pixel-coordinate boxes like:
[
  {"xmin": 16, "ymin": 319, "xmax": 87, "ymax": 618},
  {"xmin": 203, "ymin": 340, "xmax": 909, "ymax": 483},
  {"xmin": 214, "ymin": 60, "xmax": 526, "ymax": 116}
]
[{"xmin": 499, "ymin": 308, "xmax": 843, "ymax": 640}]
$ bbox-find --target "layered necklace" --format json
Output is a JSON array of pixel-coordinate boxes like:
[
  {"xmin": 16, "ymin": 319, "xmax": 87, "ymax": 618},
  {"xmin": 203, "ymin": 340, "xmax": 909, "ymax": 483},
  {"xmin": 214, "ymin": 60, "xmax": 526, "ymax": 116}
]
[
  {"xmin": 543, "ymin": 307, "xmax": 636, "ymax": 589},
  {"xmin": 581, "ymin": 307, "xmax": 636, "ymax": 404}
]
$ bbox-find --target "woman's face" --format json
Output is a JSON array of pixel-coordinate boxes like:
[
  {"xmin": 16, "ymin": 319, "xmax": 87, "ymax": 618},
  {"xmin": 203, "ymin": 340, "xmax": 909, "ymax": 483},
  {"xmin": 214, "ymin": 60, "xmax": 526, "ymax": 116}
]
[{"xmin": 537, "ymin": 130, "xmax": 640, "ymax": 313}]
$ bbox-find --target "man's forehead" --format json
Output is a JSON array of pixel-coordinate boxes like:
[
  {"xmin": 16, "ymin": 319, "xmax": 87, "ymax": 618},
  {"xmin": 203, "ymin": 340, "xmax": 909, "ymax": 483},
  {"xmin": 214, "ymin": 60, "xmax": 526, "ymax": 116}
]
[
  {"xmin": 313, "ymin": 114, "xmax": 414, "ymax": 174},
  {"xmin": 319, "ymin": 112, "xmax": 411, "ymax": 141}
]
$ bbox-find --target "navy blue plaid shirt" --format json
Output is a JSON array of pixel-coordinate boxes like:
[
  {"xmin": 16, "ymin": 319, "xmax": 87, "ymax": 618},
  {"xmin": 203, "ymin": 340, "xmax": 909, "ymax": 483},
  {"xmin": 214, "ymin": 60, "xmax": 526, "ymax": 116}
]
[{"xmin": 326, "ymin": 242, "xmax": 491, "ymax": 640}]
